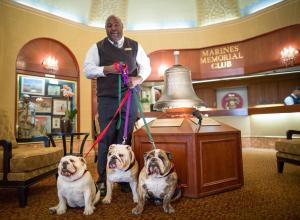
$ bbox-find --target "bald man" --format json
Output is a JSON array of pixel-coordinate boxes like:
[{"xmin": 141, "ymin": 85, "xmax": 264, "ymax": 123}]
[{"xmin": 84, "ymin": 15, "xmax": 151, "ymax": 196}]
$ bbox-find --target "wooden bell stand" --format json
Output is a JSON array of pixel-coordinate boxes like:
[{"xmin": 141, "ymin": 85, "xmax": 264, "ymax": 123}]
[{"xmin": 132, "ymin": 107, "xmax": 244, "ymax": 198}]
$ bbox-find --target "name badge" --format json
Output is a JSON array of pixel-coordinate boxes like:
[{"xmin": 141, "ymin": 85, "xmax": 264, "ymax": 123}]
[{"xmin": 124, "ymin": 47, "xmax": 132, "ymax": 51}]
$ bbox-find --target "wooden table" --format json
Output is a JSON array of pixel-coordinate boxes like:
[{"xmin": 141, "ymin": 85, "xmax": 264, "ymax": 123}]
[{"xmin": 132, "ymin": 117, "xmax": 244, "ymax": 198}]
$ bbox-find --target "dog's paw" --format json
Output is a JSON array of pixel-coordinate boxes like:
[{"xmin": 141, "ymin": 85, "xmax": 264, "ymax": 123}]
[
  {"xmin": 49, "ymin": 207, "xmax": 57, "ymax": 215},
  {"xmin": 132, "ymin": 206, "xmax": 143, "ymax": 215},
  {"xmin": 163, "ymin": 204, "xmax": 175, "ymax": 213},
  {"xmin": 133, "ymin": 196, "xmax": 138, "ymax": 203},
  {"xmin": 102, "ymin": 196, "xmax": 111, "ymax": 204},
  {"xmin": 56, "ymin": 207, "xmax": 67, "ymax": 215},
  {"xmin": 83, "ymin": 206, "xmax": 94, "ymax": 215}
]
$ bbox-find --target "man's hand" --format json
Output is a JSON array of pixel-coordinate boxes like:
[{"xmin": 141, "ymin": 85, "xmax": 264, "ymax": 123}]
[
  {"xmin": 103, "ymin": 64, "xmax": 121, "ymax": 75},
  {"xmin": 128, "ymin": 76, "xmax": 143, "ymax": 88}
]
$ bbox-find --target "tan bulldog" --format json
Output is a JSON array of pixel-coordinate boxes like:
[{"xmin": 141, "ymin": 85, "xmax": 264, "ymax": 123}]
[
  {"xmin": 102, "ymin": 144, "xmax": 139, "ymax": 204},
  {"xmin": 132, "ymin": 149, "xmax": 181, "ymax": 215}
]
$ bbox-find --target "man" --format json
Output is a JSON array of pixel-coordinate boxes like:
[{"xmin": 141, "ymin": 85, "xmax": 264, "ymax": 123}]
[
  {"xmin": 284, "ymin": 87, "xmax": 300, "ymax": 105},
  {"xmin": 84, "ymin": 15, "xmax": 151, "ymax": 195}
]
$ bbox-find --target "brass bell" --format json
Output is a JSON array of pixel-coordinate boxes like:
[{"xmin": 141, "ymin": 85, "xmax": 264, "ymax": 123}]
[{"xmin": 153, "ymin": 51, "xmax": 205, "ymax": 111}]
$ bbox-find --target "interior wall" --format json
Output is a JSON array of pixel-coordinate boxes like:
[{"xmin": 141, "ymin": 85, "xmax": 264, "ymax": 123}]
[
  {"xmin": 0, "ymin": 0, "xmax": 299, "ymax": 136},
  {"xmin": 212, "ymin": 113, "xmax": 300, "ymax": 138}
]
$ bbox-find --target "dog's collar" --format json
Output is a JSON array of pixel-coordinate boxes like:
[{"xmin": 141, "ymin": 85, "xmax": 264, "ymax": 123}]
[
  {"xmin": 160, "ymin": 164, "xmax": 175, "ymax": 178},
  {"xmin": 124, "ymin": 160, "xmax": 136, "ymax": 172},
  {"xmin": 72, "ymin": 169, "xmax": 88, "ymax": 182}
]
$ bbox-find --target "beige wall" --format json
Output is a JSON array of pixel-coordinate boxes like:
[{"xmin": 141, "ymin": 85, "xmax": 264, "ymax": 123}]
[{"xmin": 0, "ymin": 0, "xmax": 299, "ymax": 137}]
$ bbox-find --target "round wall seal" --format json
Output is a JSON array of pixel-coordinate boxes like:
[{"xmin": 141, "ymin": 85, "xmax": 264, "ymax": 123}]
[{"xmin": 221, "ymin": 92, "xmax": 243, "ymax": 109}]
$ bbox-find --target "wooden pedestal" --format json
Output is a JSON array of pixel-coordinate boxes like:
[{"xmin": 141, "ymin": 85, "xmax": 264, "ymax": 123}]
[{"xmin": 132, "ymin": 118, "xmax": 244, "ymax": 198}]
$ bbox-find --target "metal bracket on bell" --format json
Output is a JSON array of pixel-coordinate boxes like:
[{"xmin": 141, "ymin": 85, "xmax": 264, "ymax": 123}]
[{"xmin": 122, "ymin": 137, "xmax": 127, "ymax": 145}]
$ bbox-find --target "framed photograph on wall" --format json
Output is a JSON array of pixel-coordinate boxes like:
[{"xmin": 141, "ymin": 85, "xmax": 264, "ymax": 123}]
[
  {"xmin": 34, "ymin": 115, "xmax": 51, "ymax": 135},
  {"xmin": 47, "ymin": 84, "xmax": 61, "ymax": 96},
  {"xmin": 52, "ymin": 116, "xmax": 61, "ymax": 129},
  {"xmin": 21, "ymin": 76, "xmax": 45, "ymax": 95},
  {"xmin": 32, "ymin": 96, "xmax": 52, "ymax": 113},
  {"xmin": 53, "ymin": 99, "xmax": 69, "ymax": 115}
]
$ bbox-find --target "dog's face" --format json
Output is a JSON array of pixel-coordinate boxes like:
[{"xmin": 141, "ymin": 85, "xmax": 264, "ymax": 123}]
[
  {"xmin": 144, "ymin": 149, "xmax": 173, "ymax": 177},
  {"xmin": 107, "ymin": 144, "xmax": 135, "ymax": 171},
  {"xmin": 58, "ymin": 155, "xmax": 87, "ymax": 182}
]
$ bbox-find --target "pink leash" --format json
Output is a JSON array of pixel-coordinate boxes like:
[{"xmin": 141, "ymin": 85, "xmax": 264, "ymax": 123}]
[{"xmin": 84, "ymin": 90, "xmax": 130, "ymax": 158}]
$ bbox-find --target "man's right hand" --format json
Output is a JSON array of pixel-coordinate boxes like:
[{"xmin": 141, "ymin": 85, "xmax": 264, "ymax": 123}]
[{"xmin": 103, "ymin": 64, "xmax": 121, "ymax": 75}]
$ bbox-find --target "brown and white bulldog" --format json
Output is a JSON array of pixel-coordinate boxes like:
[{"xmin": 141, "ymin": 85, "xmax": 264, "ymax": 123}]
[
  {"xmin": 102, "ymin": 144, "xmax": 139, "ymax": 204},
  {"xmin": 132, "ymin": 149, "xmax": 181, "ymax": 215},
  {"xmin": 49, "ymin": 155, "xmax": 100, "ymax": 215}
]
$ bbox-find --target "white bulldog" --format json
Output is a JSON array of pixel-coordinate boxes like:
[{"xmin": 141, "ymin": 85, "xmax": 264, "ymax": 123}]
[
  {"xmin": 49, "ymin": 155, "xmax": 100, "ymax": 215},
  {"xmin": 102, "ymin": 144, "xmax": 139, "ymax": 204}
]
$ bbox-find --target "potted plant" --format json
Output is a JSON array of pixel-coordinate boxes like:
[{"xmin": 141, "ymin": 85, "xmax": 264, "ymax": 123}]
[{"xmin": 60, "ymin": 85, "xmax": 77, "ymax": 134}]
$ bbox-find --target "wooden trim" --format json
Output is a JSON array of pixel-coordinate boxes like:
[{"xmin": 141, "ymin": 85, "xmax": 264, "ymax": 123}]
[{"xmin": 248, "ymin": 105, "xmax": 300, "ymax": 115}]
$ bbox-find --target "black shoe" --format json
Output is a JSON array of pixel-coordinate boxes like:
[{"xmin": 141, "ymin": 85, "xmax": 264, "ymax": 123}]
[
  {"xmin": 97, "ymin": 182, "xmax": 107, "ymax": 196},
  {"xmin": 119, "ymin": 182, "xmax": 131, "ymax": 193}
]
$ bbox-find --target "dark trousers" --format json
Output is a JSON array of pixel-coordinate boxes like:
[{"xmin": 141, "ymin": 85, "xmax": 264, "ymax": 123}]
[{"xmin": 97, "ymin": 95, "xmax": 137, "ymax": 183}]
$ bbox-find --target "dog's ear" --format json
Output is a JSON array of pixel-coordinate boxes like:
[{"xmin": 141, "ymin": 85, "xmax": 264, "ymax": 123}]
[
  {"xmin": 109, "ymin": 144, "xmax": 116, "ymax": 151},
  {"xmin": 126, "ymin": 145, "xmax": 132, "ymax": 151},
  {"xmin": 130, "ymin": 150, "xmax": 135, "ymax": 164},
  {"xmin": 79, "ymin": 157, "xmax": 87, "ymax": 164},
  {"xmin": 166, "ymin": 152, "xmax": 173, "ymax": 161},
  {"xmin": 143, "ymin": 151, "xmax": 149, "ymax": 162}
]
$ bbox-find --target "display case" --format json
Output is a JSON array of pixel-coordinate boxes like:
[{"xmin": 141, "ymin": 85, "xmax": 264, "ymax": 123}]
[{"xmin": 16, "ymin": 74, "xmax": 77, "ymax": 139}]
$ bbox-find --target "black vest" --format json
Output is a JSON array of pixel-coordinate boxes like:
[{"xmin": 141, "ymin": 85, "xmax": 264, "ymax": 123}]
[
  {"xmin": 96, "ymin": 37, "xmax": 138, "ymax": 97},
  {"xmin": 289, "ymin": 94, "xmax": 300, "ymax": 104}
]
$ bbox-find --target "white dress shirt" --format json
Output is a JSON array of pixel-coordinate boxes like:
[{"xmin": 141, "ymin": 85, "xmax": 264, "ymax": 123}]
[
  {"xmin": 284, "ymin": 94, "xmax": 297, "ymax": 105},
  {"xmin": 84, "ymin": 36, "xmax": 151, "ymax": 81}
]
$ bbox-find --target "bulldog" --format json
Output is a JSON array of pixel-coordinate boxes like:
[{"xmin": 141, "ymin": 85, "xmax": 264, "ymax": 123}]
[
  {"xmin": 102, "ymin": 144, "xmax": 139, "ymax": 204},
  {"xmin": 132, "ymin": 149, "xmax": 181, "ymax": 215},
  {"xmin": 49, "ymin": 155, "xmax": 100, "ymax": 215}
]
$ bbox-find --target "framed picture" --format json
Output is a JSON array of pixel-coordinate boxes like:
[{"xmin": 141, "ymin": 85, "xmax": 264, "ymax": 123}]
[
  {"xmin": 47, "ymin": 84, "xmax": 61, "ymax": 96},
  {"xmin": 21, "ymin": 76, "xmax": 45, "ymax": 95},
  {"xmin": 53, "ymin": 99, "xmax": 70, "ymax": 115},
  {"xmin": 52, "ymin": 116, "xmax": 61, "ymax": 129},
  {"xmin": 32, "ymin": 96, "xmax": 52, "ymax": 113},
  {"xmin": 34, "ymin": 115, "xmax": 51, "ymax": 135},
  {"xmin": 216, "ymin": 87, "xmax": 248, "ymax": 110}
]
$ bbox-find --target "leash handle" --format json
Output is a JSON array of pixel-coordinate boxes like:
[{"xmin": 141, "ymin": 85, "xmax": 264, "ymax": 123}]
[{"xmin": 132, "ymin": 89, "xmax": 156, "ymax": 149}]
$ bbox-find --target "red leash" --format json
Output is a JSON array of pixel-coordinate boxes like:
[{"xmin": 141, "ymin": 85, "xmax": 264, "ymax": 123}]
[{"xmin": 84, "ymin": 90, "xmax": 130, "ymax": 158}]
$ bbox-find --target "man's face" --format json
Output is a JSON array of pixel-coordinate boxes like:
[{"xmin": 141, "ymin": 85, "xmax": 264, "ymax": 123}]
[
  {"xmin": 294, "ymin": 89, "xmax": 300, "ymax": 97},
  {"xmin": 105, "ymin": 16, "xmax": 123, "ymax": 43}
]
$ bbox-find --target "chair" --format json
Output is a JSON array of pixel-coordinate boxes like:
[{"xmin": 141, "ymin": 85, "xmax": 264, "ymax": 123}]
[
  {"xmin": 275, "ymin": 130, "xmax": 300, "ymax": 173},
  {"xmin": 47, "ymin": 132, "xmax": 89, "ymax": 156},
  {"xmin": 0, "ymin": 109, "xmax": 64, "ymax": 207}
]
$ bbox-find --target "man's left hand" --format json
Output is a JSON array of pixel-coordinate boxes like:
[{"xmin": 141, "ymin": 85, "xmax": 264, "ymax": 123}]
[{"xmin": 128, "ymin": 76, "xmax": 143, "ymax": 88}]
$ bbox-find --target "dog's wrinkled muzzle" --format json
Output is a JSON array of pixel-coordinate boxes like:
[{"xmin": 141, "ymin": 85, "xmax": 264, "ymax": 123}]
[
  {"xmin": 148, "ymin": 161, "xmax": 161, "ymax": 175},
  {"xmin": 109, "ymin": 156, "xmax": 118, "ymax": 169},
  {"xmin": 61, "ymin": 161, "xmax": 76, "ymax": 177}
]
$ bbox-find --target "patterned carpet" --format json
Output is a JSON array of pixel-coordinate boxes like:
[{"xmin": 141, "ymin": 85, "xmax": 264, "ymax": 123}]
[{"xmin": 1, "ymin": 148, "xmax": 300, "ymax": 220}]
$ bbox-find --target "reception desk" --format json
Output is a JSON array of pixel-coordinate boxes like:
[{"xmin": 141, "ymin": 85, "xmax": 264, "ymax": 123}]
[{"xmin": 133, "ymin": 118, "xmax": 244, "ymax": 198}]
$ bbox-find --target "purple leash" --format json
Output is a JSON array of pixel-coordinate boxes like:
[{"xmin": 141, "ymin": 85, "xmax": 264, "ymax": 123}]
[
  {"xmin": 119, "ymin": 63, "xmax": 132, "ymax": 144},
  {"xmin": 122, "ymin": 90, "xmax": 132, "ymax": 144}
]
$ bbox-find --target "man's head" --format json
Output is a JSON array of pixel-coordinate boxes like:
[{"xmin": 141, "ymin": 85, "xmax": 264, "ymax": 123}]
[
  {"xmin": 105, "ymin": 15, "xmax": 123, "ymax": 43},
  {"xmin": 293, "ymin": 86, "xmax": 300, "ymax": 97}
]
